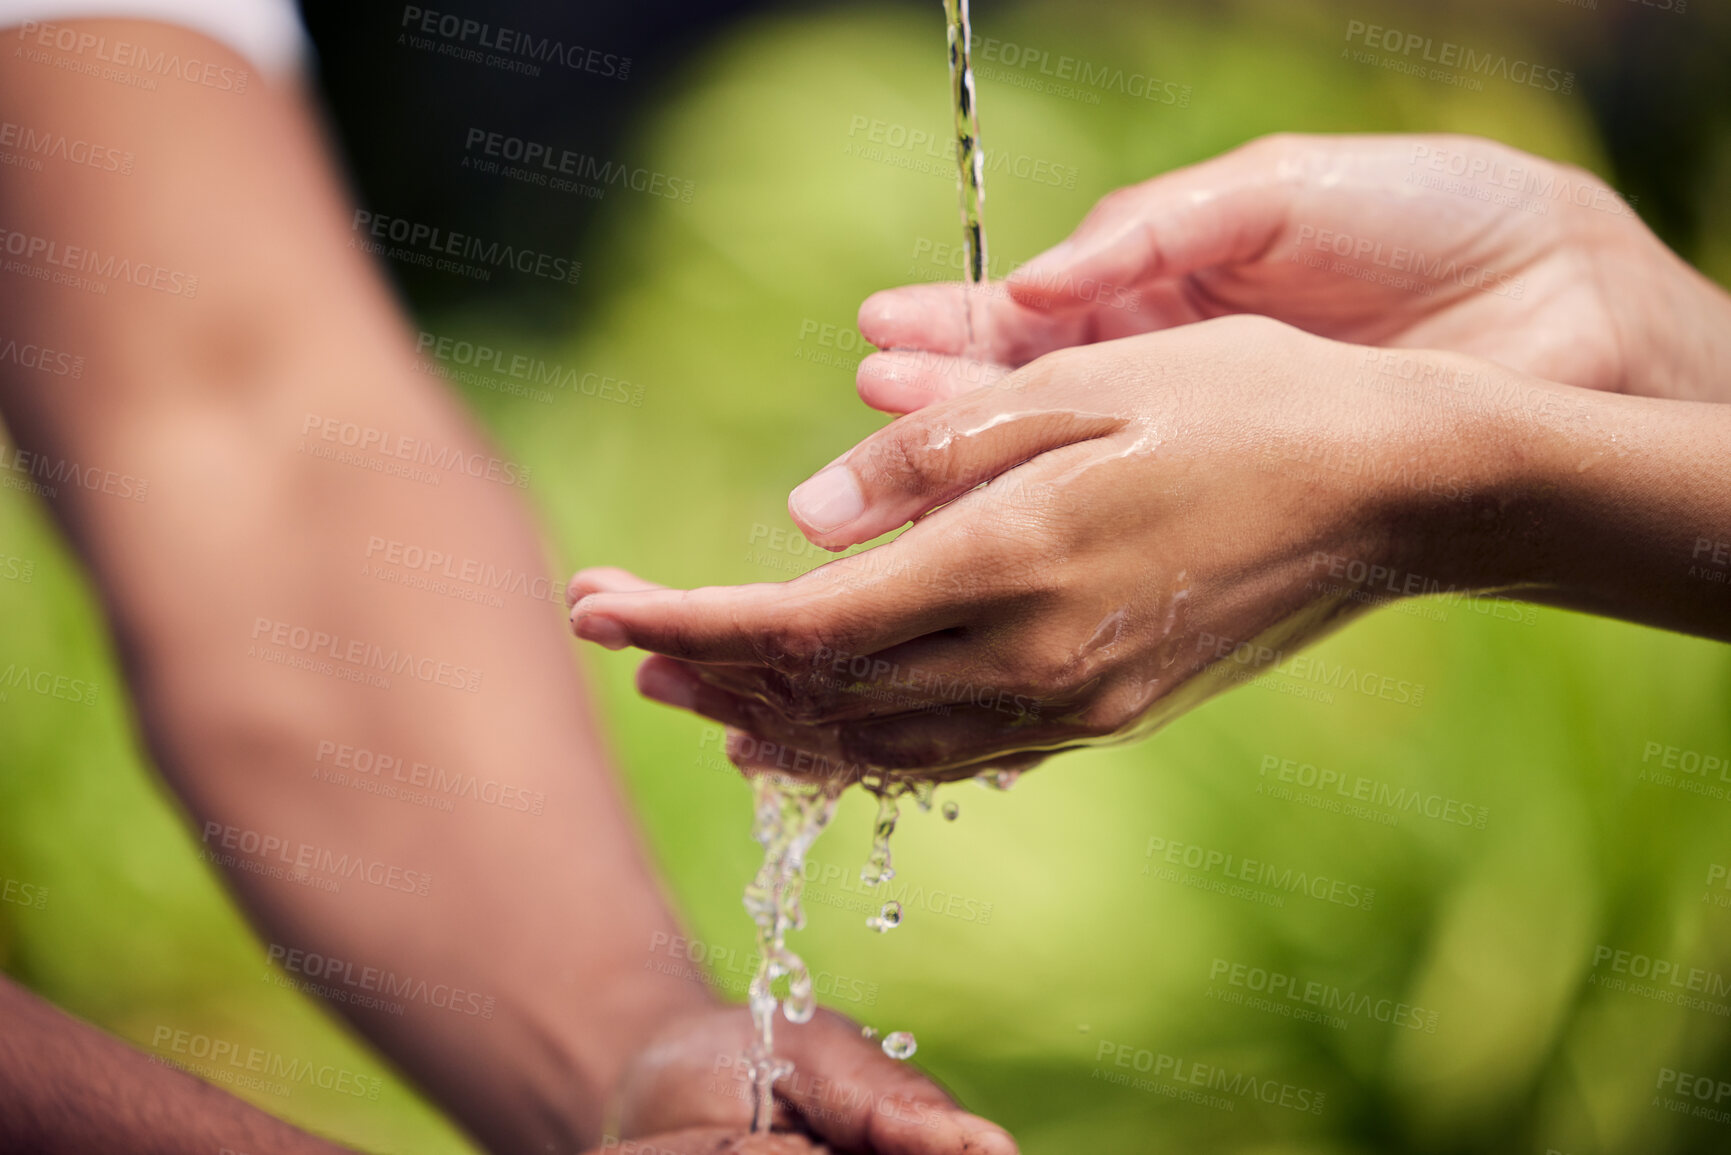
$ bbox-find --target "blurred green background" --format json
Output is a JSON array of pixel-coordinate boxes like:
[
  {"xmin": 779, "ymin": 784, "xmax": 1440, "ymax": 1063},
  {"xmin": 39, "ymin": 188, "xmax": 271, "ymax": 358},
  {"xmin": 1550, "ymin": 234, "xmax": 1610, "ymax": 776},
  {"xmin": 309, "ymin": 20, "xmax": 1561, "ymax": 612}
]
[{"xmin": 4, "ymin": 1, "xmax": 1731, "ymax": 1152}]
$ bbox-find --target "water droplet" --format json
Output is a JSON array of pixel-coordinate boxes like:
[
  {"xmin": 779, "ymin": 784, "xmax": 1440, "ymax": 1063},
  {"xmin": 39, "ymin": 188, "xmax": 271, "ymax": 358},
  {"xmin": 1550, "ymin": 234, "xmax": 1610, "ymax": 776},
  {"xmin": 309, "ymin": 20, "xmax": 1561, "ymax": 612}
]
[
  {"xmin": 975, "ymin": 769, "xmax": 1021, "ymax": 791},
  {"xmin": 868, "ymin": 900, "xmax": 903, "ymax": 933},
  {"xmin": 882, "ymin": 1031, "xmax": 918, "ymax": 1061},
  {"xmin": 941, "ymin": 800, "xmax": 960, "ymax": 821},
  {"xmin": 911, "ymin": 780, "xmax": 936, "ymax": 811},
  {"xmin": 860, "ymin": 781, "xmax": 903, "ymax": 885},
  {"xmin": 861, "ymin": 1025, "xmax": 879, "ymax": 1040}
]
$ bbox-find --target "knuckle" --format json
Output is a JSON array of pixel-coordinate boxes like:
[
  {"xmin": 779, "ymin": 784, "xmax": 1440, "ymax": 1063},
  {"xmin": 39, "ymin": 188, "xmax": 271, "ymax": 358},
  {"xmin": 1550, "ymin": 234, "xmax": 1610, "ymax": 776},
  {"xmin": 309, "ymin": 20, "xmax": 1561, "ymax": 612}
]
[
  {"xmin": 743, "ymin": 606, "xmax": 826, "ymax": 672},
  {"xmin": 862, "ymin": 427, "xmax": 961, "ymax": 497}
]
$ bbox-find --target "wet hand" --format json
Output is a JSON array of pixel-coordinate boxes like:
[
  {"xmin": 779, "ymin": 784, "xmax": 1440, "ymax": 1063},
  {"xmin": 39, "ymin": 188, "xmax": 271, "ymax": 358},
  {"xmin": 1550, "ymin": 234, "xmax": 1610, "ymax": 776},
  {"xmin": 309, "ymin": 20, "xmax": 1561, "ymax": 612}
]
[
  {"xmin": 855, "ymin": 133, "xmax": 1722, "ymax": 411},
  {"xmin": 570, "ymin": 318, "xmax": 1529, "ymax": 778},
  {"xmin": 606, "ymin": 1004, "xmax": 1015, "ymax": 1155}
]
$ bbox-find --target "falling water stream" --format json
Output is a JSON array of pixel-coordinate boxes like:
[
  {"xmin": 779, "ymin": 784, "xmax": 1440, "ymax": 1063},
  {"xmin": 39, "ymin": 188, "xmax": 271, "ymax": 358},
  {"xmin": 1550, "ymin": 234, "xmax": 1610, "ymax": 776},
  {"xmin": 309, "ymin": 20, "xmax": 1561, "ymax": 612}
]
[
  {"xmin": 739, "ymin": 1, "xmax": 993, "ymax": 1133},
  {"xmin": 944, "ymin": 0, "xmax": 989, "ymax": 353}
]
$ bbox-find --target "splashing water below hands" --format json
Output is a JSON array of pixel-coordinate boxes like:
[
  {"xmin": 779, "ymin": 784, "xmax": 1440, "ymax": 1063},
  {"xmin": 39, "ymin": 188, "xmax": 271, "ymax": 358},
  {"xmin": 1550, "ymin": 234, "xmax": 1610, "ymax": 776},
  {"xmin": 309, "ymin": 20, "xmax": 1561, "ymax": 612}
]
[
  {"xmin": 743, "ymin": 774, "xmax": 838, "ymax": 1132},
  {"xmin": 742, "ymin": 768, "xmax": 1011, "ymax": 1131}
]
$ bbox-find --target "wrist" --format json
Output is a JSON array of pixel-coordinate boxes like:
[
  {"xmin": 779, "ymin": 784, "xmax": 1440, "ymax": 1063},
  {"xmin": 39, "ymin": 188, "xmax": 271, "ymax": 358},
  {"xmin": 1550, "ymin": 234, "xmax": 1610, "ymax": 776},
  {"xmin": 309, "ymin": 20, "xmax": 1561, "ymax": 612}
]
[{"xmin": 1362, "ymin": 350, "xmax": 1583, "ymax": 598}]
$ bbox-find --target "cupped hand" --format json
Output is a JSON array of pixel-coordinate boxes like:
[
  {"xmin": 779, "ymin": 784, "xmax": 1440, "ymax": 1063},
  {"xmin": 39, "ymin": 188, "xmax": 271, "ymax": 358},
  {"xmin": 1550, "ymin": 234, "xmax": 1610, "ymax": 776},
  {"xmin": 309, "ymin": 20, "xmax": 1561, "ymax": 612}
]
[
  {"xmin": 571, "ymin": 317, "xmax": 1536, "ymax": 779},
  {"xmin": 605, "ymin": 1004, "xmax": 1015, "ymax": 1155},
  {"xmin": 856, "ymin": 133, "xmax": 1721, "ymax": 412}
]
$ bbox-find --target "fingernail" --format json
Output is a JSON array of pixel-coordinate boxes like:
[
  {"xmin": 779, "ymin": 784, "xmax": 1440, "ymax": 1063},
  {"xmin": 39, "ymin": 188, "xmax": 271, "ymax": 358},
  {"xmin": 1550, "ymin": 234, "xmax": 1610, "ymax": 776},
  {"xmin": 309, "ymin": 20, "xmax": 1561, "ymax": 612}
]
[
  {"xmin": 574, "ymin": 612, "xmax": 629, "ymax": 650},
  {"xmin": 638, "ymin": 664, "xmax": 697, "ymax": 710},
  {"xmin": 789, "ymin": 466, "xmax": 865, "ymax": 534}
]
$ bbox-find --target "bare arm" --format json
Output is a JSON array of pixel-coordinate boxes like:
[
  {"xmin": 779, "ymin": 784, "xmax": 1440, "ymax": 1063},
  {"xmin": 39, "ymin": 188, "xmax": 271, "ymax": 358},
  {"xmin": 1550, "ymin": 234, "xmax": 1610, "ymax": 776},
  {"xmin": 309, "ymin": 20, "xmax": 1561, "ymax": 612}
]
[
  {"xmin": 0, "ymin": 976, "xmax": 357, "ymax": 1154},
  {"xmin": 0, "ymin": 20, "xmax": 706, "ymax": 1152}
]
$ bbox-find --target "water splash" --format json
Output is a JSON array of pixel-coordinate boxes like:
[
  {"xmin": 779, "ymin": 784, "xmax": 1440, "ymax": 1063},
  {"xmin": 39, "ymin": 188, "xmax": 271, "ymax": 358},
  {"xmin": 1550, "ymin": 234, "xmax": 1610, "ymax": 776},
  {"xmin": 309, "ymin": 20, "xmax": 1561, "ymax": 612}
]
[
  {"xmin": 860, "ymin": 777, "xmax": 905, "ymax": 888},
  {"xmin": 743, "ymin": 773, "xmax": 840, "ymax": 1132}
]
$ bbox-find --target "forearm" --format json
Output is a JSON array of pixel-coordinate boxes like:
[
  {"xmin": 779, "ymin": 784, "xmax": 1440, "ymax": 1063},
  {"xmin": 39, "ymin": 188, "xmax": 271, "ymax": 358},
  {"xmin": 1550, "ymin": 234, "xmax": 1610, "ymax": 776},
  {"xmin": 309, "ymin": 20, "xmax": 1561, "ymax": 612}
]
[
  {"xmin": 0, "ymin": 21, "xmax": 705, "ymax": 1152},
  {"xmin": 0, "ymin": 977, "xmax": 356, "ymax": 1155},
  {"xmin": 1381, "ymin": 351, "xmax": 1731, "ymax": 639}
]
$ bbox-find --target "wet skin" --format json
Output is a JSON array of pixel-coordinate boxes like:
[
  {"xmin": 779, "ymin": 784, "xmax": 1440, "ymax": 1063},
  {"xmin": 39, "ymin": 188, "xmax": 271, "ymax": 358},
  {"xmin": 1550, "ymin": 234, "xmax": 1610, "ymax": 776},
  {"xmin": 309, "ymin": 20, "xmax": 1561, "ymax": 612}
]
[{"xmin": 569, "ymin": 134, "xmax": 1731, "ymax": 782}]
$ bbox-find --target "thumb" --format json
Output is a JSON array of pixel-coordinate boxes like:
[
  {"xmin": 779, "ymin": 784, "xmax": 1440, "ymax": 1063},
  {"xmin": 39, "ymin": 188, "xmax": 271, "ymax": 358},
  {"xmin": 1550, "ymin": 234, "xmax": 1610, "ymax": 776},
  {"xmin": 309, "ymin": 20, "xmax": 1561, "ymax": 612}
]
[
  {"xmin": 1007, "ymin": 136, "xmax": 1298, "ymax": 311},
  {"xmin": 787, "ymin": 356, "xmax": 1124, "ymax": 550}
]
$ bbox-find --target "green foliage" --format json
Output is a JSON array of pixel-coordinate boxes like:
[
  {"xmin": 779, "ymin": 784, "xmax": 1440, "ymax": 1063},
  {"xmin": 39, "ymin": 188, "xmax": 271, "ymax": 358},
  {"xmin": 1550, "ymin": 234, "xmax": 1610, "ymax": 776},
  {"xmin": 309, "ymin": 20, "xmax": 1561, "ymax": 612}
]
[{"xmin": 2, "ymin": 2, "xmax": 1727, "ymax": 1152}]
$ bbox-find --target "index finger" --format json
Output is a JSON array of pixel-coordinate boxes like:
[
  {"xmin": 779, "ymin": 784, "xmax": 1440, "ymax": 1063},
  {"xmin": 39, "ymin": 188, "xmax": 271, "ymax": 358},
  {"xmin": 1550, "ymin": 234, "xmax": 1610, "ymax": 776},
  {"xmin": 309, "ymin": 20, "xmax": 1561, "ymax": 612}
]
[{"xmin": 570, "ymin": 546, "xmax": 964, "ymax": 671}]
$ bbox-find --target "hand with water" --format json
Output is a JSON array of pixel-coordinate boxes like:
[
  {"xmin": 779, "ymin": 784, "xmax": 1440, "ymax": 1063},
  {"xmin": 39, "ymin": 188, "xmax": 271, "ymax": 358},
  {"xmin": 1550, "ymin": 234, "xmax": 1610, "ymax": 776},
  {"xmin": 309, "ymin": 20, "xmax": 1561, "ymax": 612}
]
[
  {"xmin": 854, "ymin": 133, "xmax": 1731, "ymax": 411},
  {"xmin": 573, "ymin": 316, "xmax": 1731, "ymax": 778},
  {"xmin": 603, "ymin": 1003, "xmax": 1014, "ymax": 1154}
]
